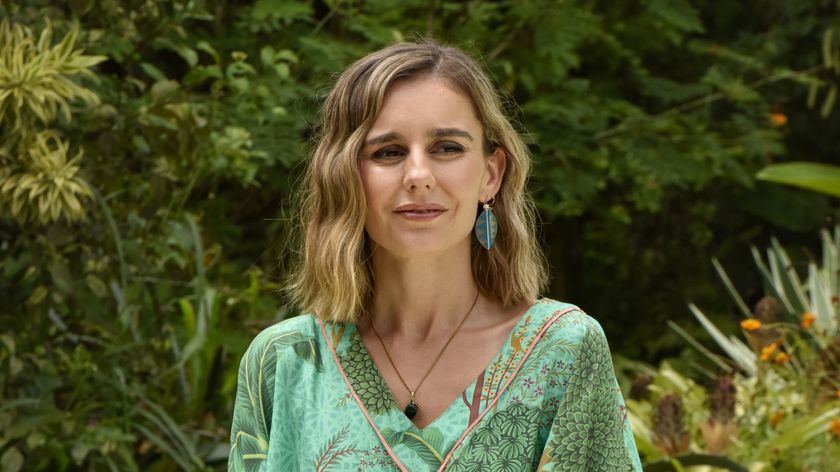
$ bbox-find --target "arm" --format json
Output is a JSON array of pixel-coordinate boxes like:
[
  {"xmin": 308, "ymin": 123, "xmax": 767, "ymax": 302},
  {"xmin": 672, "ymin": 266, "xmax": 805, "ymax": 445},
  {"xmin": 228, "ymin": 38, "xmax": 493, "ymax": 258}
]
[
  {"xmin": 228, "ymin": 332, "xmax": 276, "ymax": 472},
  {"xmin": 538, "ymin": 318, "xmax": 642, "ymax": 471}
]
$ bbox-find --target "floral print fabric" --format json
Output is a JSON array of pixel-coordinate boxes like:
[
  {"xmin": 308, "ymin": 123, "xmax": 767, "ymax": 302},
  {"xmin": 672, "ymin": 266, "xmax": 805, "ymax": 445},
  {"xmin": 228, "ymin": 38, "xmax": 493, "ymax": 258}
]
[{"xmin": 228, "ymin": 298, "xmax": 642, "ymax": 471}]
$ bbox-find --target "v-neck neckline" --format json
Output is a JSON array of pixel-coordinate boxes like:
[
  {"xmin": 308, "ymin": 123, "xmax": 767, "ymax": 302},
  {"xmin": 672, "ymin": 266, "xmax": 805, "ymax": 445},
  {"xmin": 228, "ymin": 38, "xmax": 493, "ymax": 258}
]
[
  {"xmin": 348, "ymin": 297, "xmax": 545, "ymax": 433},
  {"xmin": 318, "ymin": 298, "xmax": 580, "ymax": 472}
]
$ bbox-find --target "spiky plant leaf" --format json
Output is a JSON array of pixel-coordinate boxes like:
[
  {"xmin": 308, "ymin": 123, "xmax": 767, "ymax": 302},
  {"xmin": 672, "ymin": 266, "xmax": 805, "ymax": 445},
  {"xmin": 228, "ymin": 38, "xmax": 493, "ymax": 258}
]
[
  {"xmin": 808, "ymin": 262, "xmax": 837, "ymax": 336},
  {"xmin": 712, "ymin": 258, "xmax": 752, "ymax": 318},
  {"xmin": 770, "ymin": 238, "xmax": 809, "ymax": 315},
  {"xmin": 751, "ymin": 247, "xmax": 795, "ymax": 315},
  {"xmin": 0, "ymin": 131, "xmax": 92, "ymax": 224},
  {"xmin": 0, "ymin": 19, "xmax": 105, "ymax": 131},
  {"xmin": 688, "ymin": 304, "xmax": 756, "ymax": 375}
]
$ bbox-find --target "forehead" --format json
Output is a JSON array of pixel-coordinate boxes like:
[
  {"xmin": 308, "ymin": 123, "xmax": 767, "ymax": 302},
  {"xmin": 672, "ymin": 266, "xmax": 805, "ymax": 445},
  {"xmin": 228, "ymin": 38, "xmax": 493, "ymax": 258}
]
[{"xmin": 368, "ymin": 76, "xmax": 482, "ymax": 133}]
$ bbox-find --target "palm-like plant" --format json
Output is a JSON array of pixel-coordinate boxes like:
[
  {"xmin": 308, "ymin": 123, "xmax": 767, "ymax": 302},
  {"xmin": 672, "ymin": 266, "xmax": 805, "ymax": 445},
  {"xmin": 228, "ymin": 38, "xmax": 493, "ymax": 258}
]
[
  {"xmin": 0, "ymin": 18, "xmax": 103, "ymax": 133},
  {"xmin": 0, "ymin": 131, "xmax": 92, "ymax": 224},
  {"xmin": 628, "ymin": 227, "xmax": 840, "ymax": 471},
  {"xmin": 0, "ymin": 18, "xmax": 104, "ymax": 224}
]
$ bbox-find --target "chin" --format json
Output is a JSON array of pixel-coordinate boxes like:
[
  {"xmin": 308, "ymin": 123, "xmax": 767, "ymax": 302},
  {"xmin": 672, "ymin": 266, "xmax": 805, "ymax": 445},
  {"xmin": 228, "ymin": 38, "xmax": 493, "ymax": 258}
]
[{"xmin": 374, "ymin": 234, "xmax": 471, "ymax": 260}]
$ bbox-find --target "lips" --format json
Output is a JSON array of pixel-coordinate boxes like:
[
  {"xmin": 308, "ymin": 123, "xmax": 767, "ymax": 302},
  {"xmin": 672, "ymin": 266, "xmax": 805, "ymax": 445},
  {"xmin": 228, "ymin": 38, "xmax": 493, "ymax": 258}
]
[
  {"xmin": 393, "ymin": 203, "xmax": 447, "ymax": 219},
  {"xmin": 393, "ymin": 203, "xmax": 447, "ymax": 213}
]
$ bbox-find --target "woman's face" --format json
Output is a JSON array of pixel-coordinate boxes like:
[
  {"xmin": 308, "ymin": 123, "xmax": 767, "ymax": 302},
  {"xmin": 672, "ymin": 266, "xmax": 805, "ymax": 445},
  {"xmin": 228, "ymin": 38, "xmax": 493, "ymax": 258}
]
[{"xmin": 359, "ymin": 76, "xmax": 505, "ymax": 259}]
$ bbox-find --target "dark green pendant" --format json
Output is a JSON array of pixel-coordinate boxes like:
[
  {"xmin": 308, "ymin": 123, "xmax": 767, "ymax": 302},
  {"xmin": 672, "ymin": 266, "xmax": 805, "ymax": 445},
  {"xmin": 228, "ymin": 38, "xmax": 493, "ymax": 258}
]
[{"xmin": 404, "ymin": 399, "xmax": 418, "ymax": 419}]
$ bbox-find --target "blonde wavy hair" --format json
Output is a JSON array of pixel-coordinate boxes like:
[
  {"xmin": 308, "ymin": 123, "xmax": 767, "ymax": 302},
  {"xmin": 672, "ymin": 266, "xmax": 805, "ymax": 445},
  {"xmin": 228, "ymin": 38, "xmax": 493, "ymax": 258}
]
[{"xmin": 286, "ymin": 40, "xmax": 547, "ymax": 322}]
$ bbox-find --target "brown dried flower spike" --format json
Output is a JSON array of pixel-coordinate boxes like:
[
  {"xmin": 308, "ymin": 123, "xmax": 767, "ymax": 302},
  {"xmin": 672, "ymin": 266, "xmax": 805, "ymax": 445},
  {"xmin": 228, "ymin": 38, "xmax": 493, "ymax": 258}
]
[
  {"xmin": 700, "ymin": 376, "xmax": 738, "ymax": 453},
  {"xmin": 653, "ymin": 393, "xmax": 691, "ymax": 456}
]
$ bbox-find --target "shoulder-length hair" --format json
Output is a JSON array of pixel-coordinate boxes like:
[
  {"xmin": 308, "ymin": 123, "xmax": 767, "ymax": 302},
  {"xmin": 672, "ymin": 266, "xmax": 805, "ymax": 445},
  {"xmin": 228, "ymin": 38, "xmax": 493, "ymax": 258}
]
[{"xmin": 286, "ymin": 40, "xmax": 547, "ymax": 323}]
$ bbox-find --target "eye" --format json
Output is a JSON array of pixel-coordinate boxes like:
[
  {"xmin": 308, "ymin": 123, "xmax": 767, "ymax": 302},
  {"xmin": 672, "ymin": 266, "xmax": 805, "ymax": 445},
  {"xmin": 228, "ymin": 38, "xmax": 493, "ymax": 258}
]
[
  {"xmin": 436, "ymin": 141, "xmax": 465, "ymax": 155},
  {"xmin": 371, "ymin": 146, "xmax": 405, "ymax": 160}
]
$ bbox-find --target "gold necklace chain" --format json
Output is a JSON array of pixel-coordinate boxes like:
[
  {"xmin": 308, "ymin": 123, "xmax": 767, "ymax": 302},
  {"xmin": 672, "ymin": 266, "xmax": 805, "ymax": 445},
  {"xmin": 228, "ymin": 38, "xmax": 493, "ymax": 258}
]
[{"xmin": 370, "ymin": 290, "xmax": 480, "ymax": 419}]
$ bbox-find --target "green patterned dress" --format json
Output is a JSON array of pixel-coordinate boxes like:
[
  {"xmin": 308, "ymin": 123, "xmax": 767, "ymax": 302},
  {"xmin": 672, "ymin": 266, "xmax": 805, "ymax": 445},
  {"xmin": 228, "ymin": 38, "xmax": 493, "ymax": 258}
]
[{"xmin": 228, "ymin": 298, "xmax": 642, "ymax": 471}]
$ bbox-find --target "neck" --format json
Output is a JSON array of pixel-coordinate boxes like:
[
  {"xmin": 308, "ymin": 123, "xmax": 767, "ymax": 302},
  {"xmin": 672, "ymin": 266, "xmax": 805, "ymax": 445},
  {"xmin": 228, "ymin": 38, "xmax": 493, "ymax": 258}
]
[{"xmin": 367, "ymin": 240, "xmax": 481, "ymax": 340}]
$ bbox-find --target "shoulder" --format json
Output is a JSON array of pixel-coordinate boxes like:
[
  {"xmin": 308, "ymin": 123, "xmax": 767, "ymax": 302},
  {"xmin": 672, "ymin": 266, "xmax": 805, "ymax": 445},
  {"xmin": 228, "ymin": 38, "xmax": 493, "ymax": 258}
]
[
  {"xmin": 244, "ymin": 313, "xmax": 320, "ymax": 357},
  {"xmin": 528, "ymin": 300, "xmax": 620, "ymax": 391},
  {"xmin": 530, "ymin": 298, "xmax": 612, "ymax": 353}
]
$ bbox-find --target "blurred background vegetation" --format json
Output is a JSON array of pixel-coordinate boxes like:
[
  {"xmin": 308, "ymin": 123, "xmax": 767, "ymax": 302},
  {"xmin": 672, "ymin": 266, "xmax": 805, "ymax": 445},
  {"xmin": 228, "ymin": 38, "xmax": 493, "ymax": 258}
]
[{"xmin": 1, "ymin": 0, "xmax": 839, "ymax": 470}]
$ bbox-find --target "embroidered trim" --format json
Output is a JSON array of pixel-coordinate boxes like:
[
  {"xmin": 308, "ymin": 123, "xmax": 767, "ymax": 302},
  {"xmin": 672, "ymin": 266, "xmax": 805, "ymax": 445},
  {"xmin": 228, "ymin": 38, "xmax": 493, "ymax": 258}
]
[
  {"xmin": 436, "ymin": 306, "xmax": 578, "ymax": 471},
  {"xmin": 319, "ymin": 320, "xmax": 409, "ymax": 472}
]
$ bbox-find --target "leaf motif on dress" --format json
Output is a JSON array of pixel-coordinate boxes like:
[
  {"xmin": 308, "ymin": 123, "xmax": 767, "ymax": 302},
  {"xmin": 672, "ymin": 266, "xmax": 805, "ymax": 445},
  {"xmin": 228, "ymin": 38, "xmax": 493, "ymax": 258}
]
[
  {"xmin": 312, "ymin": 425, "xmax": 356, "ymax": 472},
  {"xmin": 454, "ymin": 403, "xmax": 541, "ymax": 469},
  {"xmin": 381, "ymin": 427, "xmax": 445, "ymax": 469},
  {"xmin": 292, "ymin": 337, "xmax": 322, "ymax": 372},
  {"xmin": 338, "ymin": 333, "xmax": 396, "ymax": 415},
  {"xmin": 229, "ymin": 329, "xmax": 315, "ymax": 472},
  {"xmin": 539, "ymin": 320, "xmax": 636, "ymax": 471}
]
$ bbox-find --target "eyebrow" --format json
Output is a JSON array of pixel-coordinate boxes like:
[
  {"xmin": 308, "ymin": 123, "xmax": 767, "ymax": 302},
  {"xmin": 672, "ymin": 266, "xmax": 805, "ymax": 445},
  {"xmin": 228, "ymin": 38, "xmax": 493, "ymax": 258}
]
[
  {"xmin": 430, "ymin": 128, "xmax": 474, "ymax": 141},
  {"xmin": 364, "ymin": 128, "xmax": 475, "ymax": 147}
]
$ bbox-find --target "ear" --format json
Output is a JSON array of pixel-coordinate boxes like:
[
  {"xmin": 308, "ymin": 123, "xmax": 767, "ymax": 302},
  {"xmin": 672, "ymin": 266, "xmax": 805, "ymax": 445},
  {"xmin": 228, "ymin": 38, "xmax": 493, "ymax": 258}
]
[{"xmin": 482, "ymin": 146, "xmax": 506, "ymax": 199}]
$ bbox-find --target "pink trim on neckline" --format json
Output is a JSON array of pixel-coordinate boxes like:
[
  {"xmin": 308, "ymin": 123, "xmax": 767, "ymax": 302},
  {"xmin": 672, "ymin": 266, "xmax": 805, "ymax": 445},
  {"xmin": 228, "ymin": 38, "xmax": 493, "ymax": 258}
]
[
  {"xmin": 320, "ymin": 305, "xmax": 577, "ymax": 472},
  {"xmin": 319, "ymin": 320, "xmax": 409, "ymax": 472},
  {"xmin": 436, "ymin": 306, "xmax": 577, "ymax": 471}
]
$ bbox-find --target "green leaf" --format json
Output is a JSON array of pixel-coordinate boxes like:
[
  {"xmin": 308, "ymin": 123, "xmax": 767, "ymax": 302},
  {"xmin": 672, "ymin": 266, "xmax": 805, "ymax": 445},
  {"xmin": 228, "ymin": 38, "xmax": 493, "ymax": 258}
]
[
  {"xmin": 153, "ymin": 37, "xmax": 198, "ymax": 67},
  {"xmin": 770, "ymin": 237, "xmax": 809, "ymax": 315},
  {"xmin": 251, "ymin": 0, "xmax": 312, "ymax": 21},
  {"xmin": 758, "ymin": 405, "xmax": 840, "ymax": 456},
  {"xmin": 85, "ymin": 274, "xmax": 108, "ymax": 297},
  {"xmin": 48, "ymin": 258, "xmax": 74, "ymax": 294},
  {"xmin": 180, "ymin": 298, "xmax": 196, "ymax": 336},
  {"xmin": 808, "ymin": 262, "xmax": 837, "ymax": 335},
  {"xmin": 688, "ymin": 304, "xmax": 756, "ymax": 375},
  {"xmin": 756, "ymin": 162, "xmax": 840, "ymax": 198},
  {"xmin": 642, "ymin": 0, "xmax": 704, "ymax": 33},
  {"xmin": 823, "ymin": 29, "xmax": 834, "ymax": 70},
  {"xmin": 26, "ymin": 286, "xmax": 48, "ymax": 306},
  {"xmin": 712, "ymin": 258, "xmax": 751, "ymax": 318},
  {"xmin": 751, "ymin": 246, "xmax": 795, "ymax": 315},
  {"xmin": 821, "ymin": 86, "xmax": 837, "ymax": 117},
  {"xmin": 807, "ymin": 80, "xmax": 821, "ymax": 108},
  {"xmin": 1, "ymin": 446, "xmax": 24, "ymax": 472},
  {"xmin": 735, "ymin": 181, "xmax": 830, "ymax": 232},
  {"xmin": 139, "ymin": 62, "xmax": 167, "ymax": 81},
  {"xmin": 668, "ymin": 320, "xmax": 733, "ymax": 372},
  {"xmin": 26, "ymin": 431, "xmax": 46, "ymax": 449},
  {"xmin": 150, "ymin": 79, "xmax": 180, "ymax": 101}
]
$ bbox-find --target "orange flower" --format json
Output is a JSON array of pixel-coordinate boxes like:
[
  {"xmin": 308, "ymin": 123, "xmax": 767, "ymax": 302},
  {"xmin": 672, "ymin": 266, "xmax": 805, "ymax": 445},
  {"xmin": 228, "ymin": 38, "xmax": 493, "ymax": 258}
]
[
  {"xmin": 836, "ymin": 388, "xmax": 840, "ymax": 399},
  {"xmin": 774, "ymin": 352, "xmax": 790, "ymax": 365},
  {"xmin": 800, "ymin": 311, "xmax": 816, "ymax": 329},
  {"xmin": 769, "ymin": 112, "xmax": 787, "ymax": 127},
  {"xmin": 740, "ymin": 318, "xmax": 762, "ymax": 331},
  {"xmin": 832, "ymin": 418, "xmax": 840, "ymax": 437},
  {"xmin": 760, "ymin": 343, "xmax": 778, "ymax": 361},
  {"xmin": 770, "ymin": 410, "xmax": 784, "ymax": 427}
]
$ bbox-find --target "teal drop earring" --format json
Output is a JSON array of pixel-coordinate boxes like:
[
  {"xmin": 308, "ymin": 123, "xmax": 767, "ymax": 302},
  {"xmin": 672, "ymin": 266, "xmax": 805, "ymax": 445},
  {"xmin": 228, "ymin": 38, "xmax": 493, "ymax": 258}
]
[{"xmin": 474, "ymin": 196, "xmax": 498, "ymax": 250}]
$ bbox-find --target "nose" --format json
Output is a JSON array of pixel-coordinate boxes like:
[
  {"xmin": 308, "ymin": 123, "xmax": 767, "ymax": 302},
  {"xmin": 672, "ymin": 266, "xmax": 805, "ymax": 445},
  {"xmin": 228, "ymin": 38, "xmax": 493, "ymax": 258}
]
[{"xmin": 402, "ymin": 148, "xmax": 435, "ymax": 192}]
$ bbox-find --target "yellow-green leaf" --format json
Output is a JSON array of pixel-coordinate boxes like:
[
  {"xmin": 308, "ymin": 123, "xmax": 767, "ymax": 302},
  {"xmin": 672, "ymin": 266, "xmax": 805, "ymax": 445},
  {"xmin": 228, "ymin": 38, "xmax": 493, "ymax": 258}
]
[{"xmin": 756, "ymin": 162, "xmax": 840, "ymax": 198}]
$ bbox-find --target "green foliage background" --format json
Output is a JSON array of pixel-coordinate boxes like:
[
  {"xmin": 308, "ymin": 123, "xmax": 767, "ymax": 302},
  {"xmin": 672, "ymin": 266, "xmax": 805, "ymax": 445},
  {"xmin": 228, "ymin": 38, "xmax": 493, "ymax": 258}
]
[{"xmin": 1, "ymin": 0, "xmax": 839, "ymax": 469}]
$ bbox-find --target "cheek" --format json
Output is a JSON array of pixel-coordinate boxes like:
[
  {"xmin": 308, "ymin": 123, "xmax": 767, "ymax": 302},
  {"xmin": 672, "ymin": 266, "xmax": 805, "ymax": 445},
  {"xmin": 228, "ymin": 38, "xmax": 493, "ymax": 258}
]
[
  {"xmin": 359, "ymin": 168, "xmax": 394, "ymax": 232},
  {"xmin": 359, "ymin": 163, "xmax": 377, "ymax": 196},
  {"xmin": 446, "ymin": 161, "xmax": 486, "ymax": 198}
]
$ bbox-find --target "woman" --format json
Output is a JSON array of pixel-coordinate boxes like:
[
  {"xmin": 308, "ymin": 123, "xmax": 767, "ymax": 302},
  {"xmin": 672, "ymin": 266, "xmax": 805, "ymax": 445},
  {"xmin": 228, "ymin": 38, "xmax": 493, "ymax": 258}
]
[{"xmin": 229, "ymin": 41, "xmax": 642, "ymax": 471}]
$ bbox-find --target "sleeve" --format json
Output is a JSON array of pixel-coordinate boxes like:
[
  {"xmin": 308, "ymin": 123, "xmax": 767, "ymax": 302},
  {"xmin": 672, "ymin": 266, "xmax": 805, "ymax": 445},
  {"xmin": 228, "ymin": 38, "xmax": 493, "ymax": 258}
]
[
  {"xmin": 537, "ymin": 317, "xmax": 643, "ymax": 471},
  {"xmin": 228, "ymin": 332, "xmax": 276, "ymax": 472}
]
